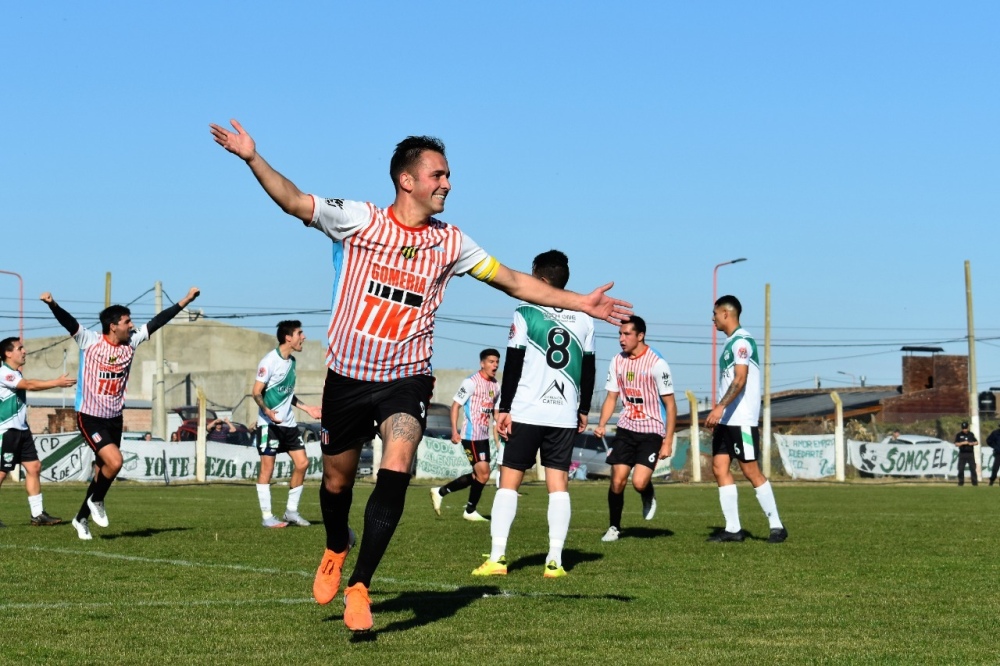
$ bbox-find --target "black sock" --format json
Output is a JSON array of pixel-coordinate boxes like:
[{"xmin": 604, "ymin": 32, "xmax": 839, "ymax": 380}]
[
  {"xmin": 76, "ymin": 479, "xmax": 99, "ymax": 521},
  {"xmin": 440, "ymin": 474, "xmax": 473, "ymax": 497},
  {"xmin": 608, "ymin": 489, "xmax": 625, "ymax": 530},
  {"xmin": 320, "ymin": 484, "xmax": 353, "ymax": 552},
  {"xmin": 466, "ymin": 479, "xmax": 485, "ymax": 513},
  {"xmin": 639, "ymin": 484, "xmax": 655, "ymax": 503},
  {"xmin": 348, "ymin": 469, "xmax": 410, "ymax": 588},
  {"xmin": 90, "ymin": 471, "xmax": 115, "ymax": 503}
]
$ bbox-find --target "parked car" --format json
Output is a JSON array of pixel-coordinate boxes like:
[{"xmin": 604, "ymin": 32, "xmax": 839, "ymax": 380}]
[
  {"xmin": 571, "ymin": 431, "xmax": 612, "ymax": 479},
  {"xmin": 173, "ymin": 406, "xmax": 253, "ymax": 446}
]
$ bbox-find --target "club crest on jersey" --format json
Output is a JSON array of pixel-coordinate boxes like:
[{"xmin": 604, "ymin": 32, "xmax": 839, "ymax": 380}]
[
  {"xmin": 626, "ymin": 371, "xmax": 635, "ymax": 382},
  {"xmin": 108, "ymin": 355, "xmax": 118, "ymax": 363},
  {"xmin": 258, "ymin": 367, "xmax": 266, "ymax": 378},
  {"xmin": 92, "ymin": 432, "xmax": 103, "ymax": 443},
  {"xmin": 4, "ymin": 374, "xmax": 13, "ymax": 383},
  {"xmin": 738, "ymin": 347, "xmax": 748, "ymax": 359},
  {"xmin": 400, "ymin": 246, "xmax": 419, "ymax": 260},
  {"xmin": 508, "ymin": 324, "xmax": 516, "ymax": 340}
]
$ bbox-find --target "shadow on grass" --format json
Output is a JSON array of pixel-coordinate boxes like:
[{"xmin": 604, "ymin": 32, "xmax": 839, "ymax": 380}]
[
  {"xmin": 507, "ymin": 548, "xmax": 602, "ymax": 573},
  {"xmin": 100, "ymin": 527, "xmax": 191, "ymax": 540},
  {"xmin": 619, "ymin": 526, "xmax": 674, "ymax": 539},
  {"xmin": 326, "ymin": 584, "xmax": 635, "ymax": 640}
]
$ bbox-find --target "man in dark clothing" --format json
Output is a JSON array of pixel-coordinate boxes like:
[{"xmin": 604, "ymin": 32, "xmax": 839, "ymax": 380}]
[
  {"xmin": 955, "ymin": 421, "xmax": 978, "ymax": 487},
  {"xmin": 986, "ymin": 426, "xmax": 1000, "ymax": 486}
]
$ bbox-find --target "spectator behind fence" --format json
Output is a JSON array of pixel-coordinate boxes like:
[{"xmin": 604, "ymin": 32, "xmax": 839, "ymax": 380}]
[{"xmin": 207, "ymin": 418, "xmax": 233, "ymax": 443}]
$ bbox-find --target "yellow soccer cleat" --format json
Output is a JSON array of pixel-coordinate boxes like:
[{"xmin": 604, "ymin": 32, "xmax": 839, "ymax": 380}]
[
  {"xmin": 472, "ymin": 557, "xmax": 507, "ymax": 576},
  {"xmin": 543, "ymin": 560, "xmax": 567, "ymax": 578}
]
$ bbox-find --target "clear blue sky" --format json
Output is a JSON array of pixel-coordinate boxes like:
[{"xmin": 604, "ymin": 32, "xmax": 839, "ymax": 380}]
[{"xmin": 2, "ymin": 1, "xmax": 997, "ymax": 403}]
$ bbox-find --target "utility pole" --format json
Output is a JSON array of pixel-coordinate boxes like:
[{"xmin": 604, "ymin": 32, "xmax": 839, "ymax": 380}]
[
  {"xmin": 152, "ymin": 282, "xmax": 167, "ymax": 440},
  {"xmin": 104, "ymin": 272, "xmax": 112, "ymax": 308},
  {"xmin": 762, "ymin": 283, "xmax": 771, "ymax": 477},
  {"xmin": 965, "ymin": 261, "xmax": 981, "ymax": 480}
]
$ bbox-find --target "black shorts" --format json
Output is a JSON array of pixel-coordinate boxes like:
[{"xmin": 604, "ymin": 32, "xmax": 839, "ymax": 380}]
[
  {"xmin": 1, "ymin": 429, "xmax": 37, "ymax": 472},
  {"xmin": 256, "ymin": 424, "xmax": 304, "ymax": 456},
  {"xmin": 712, "ymin": 424, "xmax": 761, "ymax": 463},
  {"xmin": 319, "ymin": 369, "xmax": 433, "ymax": 456},
  {"xmin": 502, "ymin": 422, "xmax": 575, "ymax": 472},
  {"xmin": 606, "ymin": 427, "xmax": 662, "ymax": 470},
  {"xmin": 77, "ymin": 413, "xmax": 123, "ymax": 452},
  {"xmin": 462, "ymin": 439, "xmax": 491, "ymax": 466}
]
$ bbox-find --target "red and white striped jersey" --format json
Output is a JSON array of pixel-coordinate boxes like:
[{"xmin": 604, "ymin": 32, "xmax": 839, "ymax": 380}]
[
  {"xmin": 604, "ymin": 346, "xmax": 674, "ymax": 436},
  {"xmin": 452, "ymin": 371, "xmax": 498, "ymax": 441},
  {"xmin": 309, "ymin": 196, "xmax": 491, "ymax": 382},
  {"xmin": 73, "ymin": 326, "xmax": 150, "ymax": 418}
]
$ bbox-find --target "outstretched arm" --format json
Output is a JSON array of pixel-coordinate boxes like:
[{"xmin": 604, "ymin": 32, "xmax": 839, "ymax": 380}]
[
  {"xmin": 292, "ymin": 396, "xmax": 322, "ymax": 420},
  {"xmin": 487, "ymin": 265, "xmax": 631, "ymax": 326},
  {"xmin": 210, "ymin": 119, "xmax": 314, "ymax": 223},
  {"xmin": 39, "ymin": 292, "xmax": 80, "ymax": 335},
  {"xmin": 147, "ymin": 287, "xmax": 200, "ymax": 335},
  {"xmin": 17, "ymin": 375, "xmax": 76, "ymax": 392}
]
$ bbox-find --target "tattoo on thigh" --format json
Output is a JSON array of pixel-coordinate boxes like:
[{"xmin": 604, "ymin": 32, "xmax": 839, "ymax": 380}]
[{"xmin": 383, "ymin": 413, "xmax": 422, "ymax": 445}]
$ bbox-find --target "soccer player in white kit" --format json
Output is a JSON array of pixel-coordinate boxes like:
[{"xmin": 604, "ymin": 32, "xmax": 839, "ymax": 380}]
[
  {"xmin": 593, "ymin": 316, "xmax": 676, "ymax": 542},
  {"xmin": 430, "ymin": 348, "xmax": 500, "ymax": 521},
  {"xmin": 0, "ymin": 337, "xmax": 76, "ymax": 527},
  {"xmin": 210, "ymin": 120, "xmax": 631, "ymax": 632},
  {"xmin": 473, "ymin": 250, "xmax": 596, "ymax": 579},
  {"xmin": 705, "ymin": 295, "xmax": 786, "ymax": 543},
  {"xmin": 252, "ymin": 320, "xmax": 323, "ymax": 528}
]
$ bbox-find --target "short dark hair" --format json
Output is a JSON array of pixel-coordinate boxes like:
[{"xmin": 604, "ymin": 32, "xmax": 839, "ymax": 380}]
[
  {"xmin": 276, "ymin": 320, "xmax": 302, "ymax": 345},
  {"xmin": 480, "ymin": 348, "xmax": 500, "ymax": 361},
  {"xmin": 100, "ymin": 305, "xmax": 131, "ymax": 334},
  {"xmin": 715, "ymin": 295, "xmax": 742, "ymax": 318},
  {"xmin": 624, "ymin": 316, "xmax": 647, "ymax": 336},
  {"xmin": 0, "ymin": 337, "xmax": 19, "ymax": 363},
  {"xmin": 390, "ymin": 136, "xmax": 446, "ymax": 192},
  {"xmin": 531, "ymin": 250, "xmax": 570, "ymax": 289}
]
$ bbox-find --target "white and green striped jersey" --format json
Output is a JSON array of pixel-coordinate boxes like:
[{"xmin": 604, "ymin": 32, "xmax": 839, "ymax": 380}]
[
  {"xmin": 718, "ymin": 327, "xmax": 761, "ymax": 426},
  {"xmin": 507, "ymin": 304, "xmax": 595, "ymax": 427},
  {"xmin": 0, "ymin": 363, "xmax": 27, "ymax": 434},
  {"xmin": 256, "ymin": 349, "xmax": 298, "ymax": 428}
]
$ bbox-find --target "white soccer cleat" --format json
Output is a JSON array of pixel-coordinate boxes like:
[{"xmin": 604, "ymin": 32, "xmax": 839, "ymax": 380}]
[
  {"xmin": 462, "ymin": 510, "xmax": 489, "ymax": 522},
  {"xmin": 283, "ymin": 511, "xmax": 311, "ymax": 527},
  {"xmin": 601, "ymin": 526, "xmax": 620, "ymax": 542},
  {"xmin": 87, "ymin": 498, "xmax": 109, "ymax": 527},
  {"xmin": 430, "ymin": 487, "xmax": 443, "ymax": 516},
  {"xmin": 72, "ymin": 517, "xmax": 93, "ymax": 540},
  {"xmin": 642, "ymin": 497, "xmax": 657, "ymax": 521}
]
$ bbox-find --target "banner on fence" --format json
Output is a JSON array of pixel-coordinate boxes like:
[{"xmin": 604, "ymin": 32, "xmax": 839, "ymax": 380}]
[
  {"xmin": 846, "ymin": 439, "xmax": 987, "ymax": 477},
  {"xmin": 415, "ymin": 436, "xmax": 500, "ymax": 479},
  {"xmin": 775, "ymin": 434, "xmax": 836, "ymax": 479}
]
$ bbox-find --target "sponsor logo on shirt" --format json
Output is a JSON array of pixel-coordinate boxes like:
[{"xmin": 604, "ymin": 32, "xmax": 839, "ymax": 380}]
[
  {"xmin": 325, "ymin": 198, "xmax": 345, "ymax": 208},
  {"xmin": 541, "ymin": 380, "xmax": 566, "ymax": 405}
]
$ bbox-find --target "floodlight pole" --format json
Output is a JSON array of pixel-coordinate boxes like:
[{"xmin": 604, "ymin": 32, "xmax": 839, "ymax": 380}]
[
  {"xmin": 0, "ymin": 270, "xmax": 24, "ymax": 340},
  {"xmin": 711, "ymin": 258, "xmax": 747, "ymax": 406}
]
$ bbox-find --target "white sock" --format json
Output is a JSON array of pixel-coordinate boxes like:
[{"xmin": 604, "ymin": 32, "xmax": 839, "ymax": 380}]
[
  {"xmin": 490, "ymin": 488, "xmax": 518, "ymax": 561},
  {"xmin": 719, "ymin": 484, "xmax": 741, "ymax": 532},
  {"xmin": 28, "ymin": 493, "xmax": 44, "ymax": 518},
  {"xmin": 256, "ymin": 483, "xmax": 272, "ymax": 519},
  {"xmin": 546, "ymin": 491, "xmax": 571, "ymax": 567},
  {"xmin": 286, "ymin": 484, "xmax": 304, "ymax": 513},
  {"xmin": 754, "ymin": 480, "xmax": 783, "ymax": 529}
]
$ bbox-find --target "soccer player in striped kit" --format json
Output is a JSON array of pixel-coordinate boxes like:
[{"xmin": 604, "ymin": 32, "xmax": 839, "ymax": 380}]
[
  {"xmin": 594, "ymin": 316, "xmax": 676, "ymax": 542},
  {"xmin": 40, "ymin": 288, "xmax": 201, "ymax": 540},
  {"xmin": 210, "ymin": 120, "xmax": 631, "ymax": 632},
  {"xmin": 430, "ymin": 348, "xmax": 500, "ymax": 522}
]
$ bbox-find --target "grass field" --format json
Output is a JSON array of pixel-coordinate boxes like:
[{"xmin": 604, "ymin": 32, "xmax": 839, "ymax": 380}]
[{"xmin": 1, "ymin": 479, "xmax": 999, "ymax": 665}]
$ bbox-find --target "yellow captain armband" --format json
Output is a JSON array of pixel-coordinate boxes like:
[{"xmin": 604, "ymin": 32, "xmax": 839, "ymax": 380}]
[{"xmin": 469, "ymin": 255, "xmax": 500, "ymax": 283}]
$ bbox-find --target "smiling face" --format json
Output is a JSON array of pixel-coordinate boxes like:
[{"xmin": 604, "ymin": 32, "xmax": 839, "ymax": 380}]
[
  {"xmin": 108, "ymin": 315, "xmax": 134, "ymax": 344},
  {"xmin": 403, "ymin": 150, "xmax": 450, "ymax": 216},
  {"xmin": 2, "ymin": 339, "xmax": 27, "ymax": 369}
]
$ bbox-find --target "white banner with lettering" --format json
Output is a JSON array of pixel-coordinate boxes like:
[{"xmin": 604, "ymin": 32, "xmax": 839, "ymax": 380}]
[
  {"xmin": 414, "ymin": 437, "xmax": 501, "ymax": 479},
  {"xmin": 774, "ymin": 434, "xmax": 836, "ymax": 479},
  {"xmin": 846, "ymin": 439, "xmax": 989, "ymax": 477}
]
